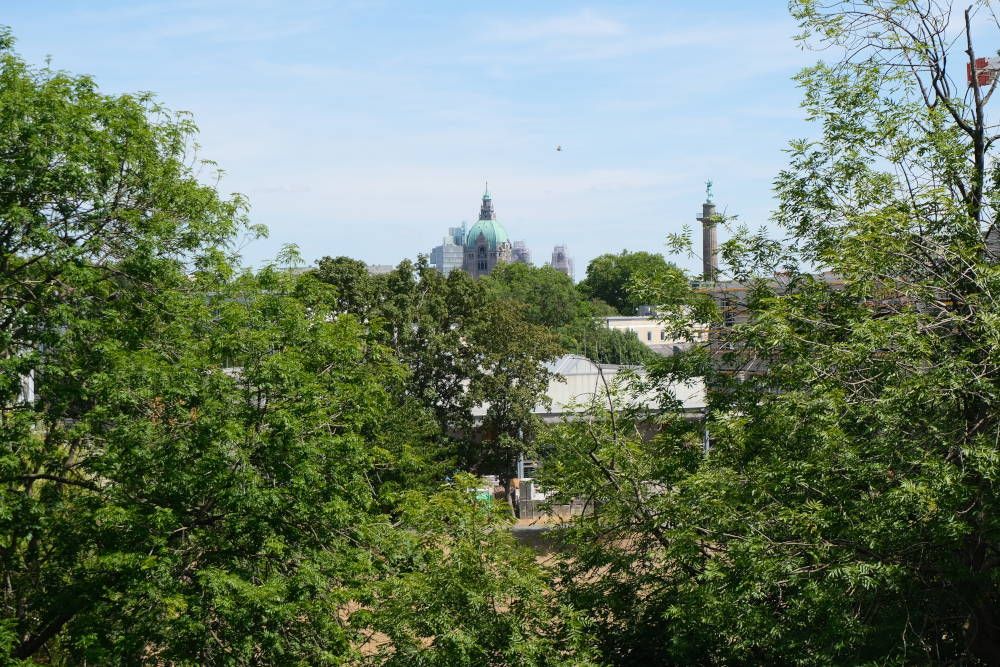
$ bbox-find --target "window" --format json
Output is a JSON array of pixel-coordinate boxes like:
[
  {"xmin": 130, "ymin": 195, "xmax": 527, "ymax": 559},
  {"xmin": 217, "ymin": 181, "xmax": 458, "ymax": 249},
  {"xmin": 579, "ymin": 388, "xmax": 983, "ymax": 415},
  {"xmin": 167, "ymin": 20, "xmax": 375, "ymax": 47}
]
[
  {"xmin": 478, "ymin": 260, "xmax": 486, "ymax": 271},
  {"xmin": 660, "ymin": 331, "xmax": 666, "ymax": 340},
  {"xmin": 647, "ymin": 331, "xmax": 652, "ymax": 341},
  {"xmin": 722, "ymin": 297, "xmax": 737, "ymax": 327}
]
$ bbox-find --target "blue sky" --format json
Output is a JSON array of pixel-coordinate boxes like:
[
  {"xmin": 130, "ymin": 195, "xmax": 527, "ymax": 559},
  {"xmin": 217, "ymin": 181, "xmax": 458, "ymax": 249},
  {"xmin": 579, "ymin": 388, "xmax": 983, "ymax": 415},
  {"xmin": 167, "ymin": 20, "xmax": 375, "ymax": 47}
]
[{"xmin": 5, "ymin": 1, "xmax": 817, "ymax": 275}]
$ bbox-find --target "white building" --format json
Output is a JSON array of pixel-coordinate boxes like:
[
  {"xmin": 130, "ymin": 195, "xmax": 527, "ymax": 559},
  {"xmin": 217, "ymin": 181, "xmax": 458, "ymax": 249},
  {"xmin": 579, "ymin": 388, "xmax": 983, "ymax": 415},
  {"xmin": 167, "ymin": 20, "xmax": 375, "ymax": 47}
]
[
  {"xmin": 430, "ymin": 223, "xmax": 467, "ymax": 275},
  {"xmin": 471, "ymin": 354, "xmax": 705, "ymax": 424}
]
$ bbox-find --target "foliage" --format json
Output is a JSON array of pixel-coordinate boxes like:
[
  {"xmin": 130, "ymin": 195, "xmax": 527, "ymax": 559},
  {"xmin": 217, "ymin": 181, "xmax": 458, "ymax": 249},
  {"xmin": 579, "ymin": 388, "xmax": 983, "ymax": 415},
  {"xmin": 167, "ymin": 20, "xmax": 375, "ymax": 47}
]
[
  {"xmin": 313, "ymin": 255, "xmax": 382, "ymax": 317},
  {"xmin": 484, "ymin": 261, "xmax": 655, "ymax": 365},
  {"xmin": 0, "ymin": 37, "xmax": 578, "ymax": 664},
  {"xmin": 483, "ymin": 262, "xmax": 589, "ymax": 329},
  {"xmin": 357, "ymin": 474, "xmax": 599, "ymax": 667},
  {"xmin": 0, "ymin": 28, "xmax": 247, "ymax": 360},
  {"xmin": 464, "ymin": 299, "xmax": 562, "ymax": 475},
  {"xmin": 555, "ymin": 318, "xmax": 657, "ymax": 366},
  {"xmin": 542, "ymin": 1, "xmax": 1000, "ymax": 664},
  {"xmin": 311, "ymin": 257, "xmax": 566, "ymax": 475},
  {"xmin": 534, "ymin": 408, "xmax": 717, "ymax": 665},
  {"xmin": 578, "ymin": 251, "xmax": 685, "ymax": 315}
]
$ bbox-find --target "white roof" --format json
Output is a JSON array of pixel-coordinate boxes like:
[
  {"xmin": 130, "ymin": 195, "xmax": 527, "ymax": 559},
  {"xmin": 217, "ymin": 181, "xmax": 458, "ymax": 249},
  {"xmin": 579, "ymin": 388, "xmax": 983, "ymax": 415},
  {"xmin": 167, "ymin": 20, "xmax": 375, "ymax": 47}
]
[
  {"xmin": 544, "ymin": 354, "xmax": 622, "ymax": 376},
  {"xmin": 473, "ymin": 354, "xmax": 705, "ymax": 422}
]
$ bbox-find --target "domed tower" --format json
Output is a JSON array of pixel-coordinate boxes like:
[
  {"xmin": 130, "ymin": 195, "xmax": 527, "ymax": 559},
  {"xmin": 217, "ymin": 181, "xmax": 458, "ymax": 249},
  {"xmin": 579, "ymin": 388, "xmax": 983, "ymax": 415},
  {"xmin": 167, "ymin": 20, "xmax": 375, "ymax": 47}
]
[{"xmin": 463, "ymin": 183, "xmax": 513, "ymax": 278}]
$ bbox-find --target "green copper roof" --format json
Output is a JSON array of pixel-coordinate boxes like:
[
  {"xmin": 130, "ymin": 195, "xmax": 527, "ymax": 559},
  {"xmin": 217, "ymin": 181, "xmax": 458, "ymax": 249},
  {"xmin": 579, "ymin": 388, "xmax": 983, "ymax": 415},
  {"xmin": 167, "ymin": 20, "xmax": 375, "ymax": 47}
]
[
  {"xmin": 465, "ymin": 187, "xmax": 508, "ymax": 249},
  {"xmin": 465, "ymin": 218, "xmax": 509, "ymax": 249}
]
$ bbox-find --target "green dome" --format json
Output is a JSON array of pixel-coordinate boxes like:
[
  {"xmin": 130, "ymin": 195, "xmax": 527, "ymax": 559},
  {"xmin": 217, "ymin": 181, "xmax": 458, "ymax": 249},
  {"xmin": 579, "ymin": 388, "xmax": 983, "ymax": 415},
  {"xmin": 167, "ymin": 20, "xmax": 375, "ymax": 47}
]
[{"xmin": 465, "ymin": 218, "xmax": 509, "ymax": 250}]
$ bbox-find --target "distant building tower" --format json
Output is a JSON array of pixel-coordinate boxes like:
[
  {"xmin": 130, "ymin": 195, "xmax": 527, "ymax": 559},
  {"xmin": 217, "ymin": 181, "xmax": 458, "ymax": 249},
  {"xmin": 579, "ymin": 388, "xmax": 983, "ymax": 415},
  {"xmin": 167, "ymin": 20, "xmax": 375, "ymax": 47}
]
[
  {"xmin": 698, "ymin": 180, "xmax": 719, "ymax": 282},
  {"xmin": 448, "ymin": 222, "xmax": 467, "ymax": 246},
  {"xmin": 550, "ymin": 245, "xmax": 574, "ymax": 279},
  {"xmin": 463, "ymin": 184, "xmax": 513, "ymax": 278},
  {"xmin": 430, "ymin": 238, "xmax": 463, "ymax": 275},
  {"xmin": 430, "ymin": 221, "xmax": 466, "ymax": 275},
  {"xmin": 512, "ymin": 241, "xmax": 532, "ymax": 265}
]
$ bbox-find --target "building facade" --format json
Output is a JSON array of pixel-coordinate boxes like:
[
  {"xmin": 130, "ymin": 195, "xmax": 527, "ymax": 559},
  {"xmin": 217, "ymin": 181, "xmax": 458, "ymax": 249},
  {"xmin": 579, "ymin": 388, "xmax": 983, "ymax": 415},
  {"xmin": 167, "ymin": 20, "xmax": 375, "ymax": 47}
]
[
  {"xmin": 425, "ymin": 187, "xmax": 543, "ymax": 277},
  {"xmin": 429, "ymin": 223, "xmax": 466, "ymax": 275},
  {"xmin": 429, "ymin": 242, "xmax": 463, "ymax": 275},
  {"xmin": 512, "ymin": 240, "xmax": 532, "ymax": 265},
  {"xmin": 463, "ymin": 187, "xmax": 513, "ymax": 278},
  {"xmin": 549, "ymin": 245, "xmax": 574, "ymax": 279},
  {"xmin": 601, "ymin": 315, "xmax": 708, "ymax": 356},
  {"xmin": 430, "ymin": 222, "xmax": 466, "ymax": 275}
]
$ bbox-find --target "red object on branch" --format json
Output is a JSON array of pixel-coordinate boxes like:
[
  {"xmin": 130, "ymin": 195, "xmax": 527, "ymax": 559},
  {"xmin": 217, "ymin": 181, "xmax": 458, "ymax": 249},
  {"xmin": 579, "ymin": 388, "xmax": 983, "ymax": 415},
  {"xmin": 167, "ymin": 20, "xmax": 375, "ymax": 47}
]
[{"xmin": 968, "ymin": 56, "xmax": 1000, "ymax": 86}]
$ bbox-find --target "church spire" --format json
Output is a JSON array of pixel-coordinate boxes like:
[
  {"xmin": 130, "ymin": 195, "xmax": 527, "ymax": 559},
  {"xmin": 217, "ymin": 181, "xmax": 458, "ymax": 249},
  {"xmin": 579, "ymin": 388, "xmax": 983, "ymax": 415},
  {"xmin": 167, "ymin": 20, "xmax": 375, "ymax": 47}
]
[{"xmin": 479, "ymin": 181, "xmax": 496, "ymax": 220}]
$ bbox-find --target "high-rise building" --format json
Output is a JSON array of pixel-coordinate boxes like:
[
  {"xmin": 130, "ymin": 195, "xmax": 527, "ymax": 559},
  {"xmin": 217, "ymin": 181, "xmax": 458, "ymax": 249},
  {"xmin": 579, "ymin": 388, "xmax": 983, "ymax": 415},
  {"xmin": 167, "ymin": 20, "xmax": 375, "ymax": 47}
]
[
  {"xmin": 549, "ymin": 245, "xmax": 574, "ymax": 279},
  {"xmin": 447, "ymin": 222, "xmax": 467, "ymax": 246},
  {"xmin": 512, "ymin": 240, "xmax": 532, "ymax": 265},
  {"xmin": 430, "ymin": 221, "xmax": 466, "ymax": 275},
  {"xmin": 430, "ymin": 241, "xmax": 463, "ymax": 275}
]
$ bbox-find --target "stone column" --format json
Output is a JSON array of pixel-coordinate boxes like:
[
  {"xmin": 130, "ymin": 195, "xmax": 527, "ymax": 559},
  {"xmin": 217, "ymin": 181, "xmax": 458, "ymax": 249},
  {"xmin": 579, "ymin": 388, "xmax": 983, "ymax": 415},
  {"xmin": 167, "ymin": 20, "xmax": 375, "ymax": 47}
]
[{"xmin": 697, "ymin": 201, "xmax": 718, "ymax": 282}]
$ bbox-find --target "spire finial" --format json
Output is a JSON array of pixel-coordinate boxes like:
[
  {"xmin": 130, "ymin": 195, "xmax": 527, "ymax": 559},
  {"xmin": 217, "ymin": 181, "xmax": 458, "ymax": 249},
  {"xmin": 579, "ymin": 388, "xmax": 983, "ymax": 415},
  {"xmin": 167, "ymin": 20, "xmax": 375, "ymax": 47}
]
[
  {"xmin": 705, "ymin": 179, "xmax": 714, "ymax": 203},
  {"xmin": 478, "ymin": 182, "xmax": 496, "ymax": 220}
]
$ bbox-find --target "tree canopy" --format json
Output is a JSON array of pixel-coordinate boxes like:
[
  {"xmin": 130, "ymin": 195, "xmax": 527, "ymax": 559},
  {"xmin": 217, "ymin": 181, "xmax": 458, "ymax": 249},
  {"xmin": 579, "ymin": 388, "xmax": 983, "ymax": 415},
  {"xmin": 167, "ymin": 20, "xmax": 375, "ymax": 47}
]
[
  {"xmin": 538, "ymin": 1, "xmax": 1000, "ymax": 663},
  {"xmin": 482, "ymin": 261, "xmax": 657, "ymax": 366},
  {"xmin": 578, "ymin": 250, "xmax": 685, "ymax": 315},
  {"xmin": 9, "ymin": 0, "xmax": 1000, "ymax": 661},
  {"xmin": 0, "ymin": 36, "xmax": 584, "ymax": 665}
]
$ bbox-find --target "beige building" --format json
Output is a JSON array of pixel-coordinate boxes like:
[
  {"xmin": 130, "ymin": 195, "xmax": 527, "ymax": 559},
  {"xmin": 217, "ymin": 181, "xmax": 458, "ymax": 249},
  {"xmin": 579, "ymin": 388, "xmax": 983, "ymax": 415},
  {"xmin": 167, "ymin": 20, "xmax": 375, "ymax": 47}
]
[{"xmin": 601, "ymin": 315, "xmax": 708, "ymax": 356}]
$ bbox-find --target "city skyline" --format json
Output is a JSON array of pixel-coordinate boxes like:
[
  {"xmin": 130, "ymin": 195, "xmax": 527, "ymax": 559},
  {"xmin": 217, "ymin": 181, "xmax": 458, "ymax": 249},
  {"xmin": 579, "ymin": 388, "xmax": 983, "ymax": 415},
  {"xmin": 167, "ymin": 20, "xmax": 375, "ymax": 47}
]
[
  {"xmin": 428, "ymin": 187, "xmax": 573, "ymax": 279},
  {"xmin": 4, "ymin": 1, "xmax": 815, "ymax": 275}
]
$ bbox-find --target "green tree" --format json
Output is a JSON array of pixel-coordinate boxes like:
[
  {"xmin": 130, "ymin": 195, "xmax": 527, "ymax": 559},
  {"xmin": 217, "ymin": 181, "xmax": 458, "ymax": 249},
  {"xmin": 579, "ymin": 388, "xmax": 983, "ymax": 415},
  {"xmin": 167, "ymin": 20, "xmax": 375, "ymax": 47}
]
[
  {"xmin": 0, "ymin": 28, "xmax": 247, "ymax": 366},
  {"xmin": 543, "ymin": 1, "xmax": 1000, "ymax": 663},
  {"xmin": 533, "ymin": 404, "xmax": 711, "ymax": 665},
  {"xmin": 484, "ymin": 261, "xmax": 655, "ymax": 365},
  {"xmin": 0, "ymin": 36, "xmax": 578, "ymax": 664},
  {"xmin": 313, "ymin": 255, "xmax": 381, "ymax": 316},
  {"xmin": 555, "ymin": 318, "xmax": 657, "ymax": 366},
  {"xmin": 0, "ymin": 53, "xmax": 409, "ymax": 656},
  {"xmin": 483, "ymin": 262, "xmax": 588, "ymax": 328},
  {"xmin": 465, "ymin": 299, "xmax": 562, "ymax": 480},
  {"xmin": 312, "ymin": 257, "xmax": 566, "ymax": 477},
  {"xmin": 310, "ymin": 256, "xmax": 485, "ymax": 441},
  {"xmin": 0, "ymin": 32, "xmax": 254, "ymax": 661},
  {"xmin": 579, "ymin": 251, "xmax": 685, "ymax": 315},
  {"xmin": 358, "ymin": 473, "xmax": 599, "ymax": 666}
]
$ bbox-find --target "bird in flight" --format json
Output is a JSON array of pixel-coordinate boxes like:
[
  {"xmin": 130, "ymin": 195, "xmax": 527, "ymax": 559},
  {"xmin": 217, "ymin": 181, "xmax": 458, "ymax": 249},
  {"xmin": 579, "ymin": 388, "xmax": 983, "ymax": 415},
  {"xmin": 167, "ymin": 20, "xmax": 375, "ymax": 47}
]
[{"xmin": 555, "ymin": 145, "xmax": 562, "ymax": 152}]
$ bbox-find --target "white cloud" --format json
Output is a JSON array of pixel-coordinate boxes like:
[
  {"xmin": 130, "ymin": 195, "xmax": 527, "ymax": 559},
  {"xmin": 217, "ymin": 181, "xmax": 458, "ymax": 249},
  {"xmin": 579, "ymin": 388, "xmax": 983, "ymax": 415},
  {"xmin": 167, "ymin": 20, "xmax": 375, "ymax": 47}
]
[
  {"xmin": 149, "ymin": 16, "xmax": 315, "ymax": 42},
  {"xmin": 485, "ymin": 9, "xmax": 626, "ymax": 42},
  {"xmin": 468, "ymin": 14, "xmax": 802, "ymax": 69},
  {"xmin": 250, "ymin": 60, "xmax": 362, "ymax": 82}
]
